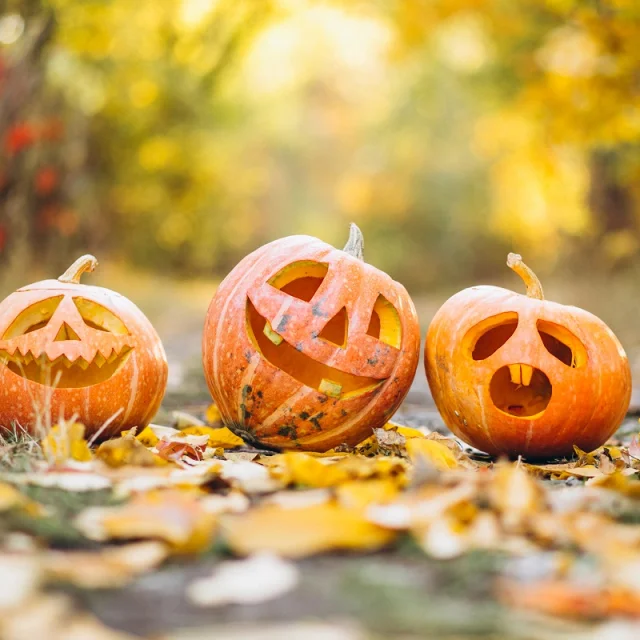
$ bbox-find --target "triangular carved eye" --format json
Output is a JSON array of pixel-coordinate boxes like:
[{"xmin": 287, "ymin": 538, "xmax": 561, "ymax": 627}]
[
  {"xmin": 318, "ymin": 307, "xmax": 348, "ymax": 347},
  {"xmin": 73, "ymin": 298, "xmax": 129, "ymax": 335},
  {"xmin": 2, "ymin": 296, "xmax": 64, "ymax": 339},
  {"xmin": 268, "ymin": 261, "xmax": 329, "ymax": 302},
  {"xmin": 366, "ymin": 295, "xmax": 401, "ymax": 348}
]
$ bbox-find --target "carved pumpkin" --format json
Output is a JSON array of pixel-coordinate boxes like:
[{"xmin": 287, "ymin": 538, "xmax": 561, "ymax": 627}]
[
  {"xmin": 203, "ymin": 224, "xmax": 420, "ymax": 451},
  {"xmin": 425, "ymin": 253, "xmax": 632, "ymax": 459},
  {"xmin": 0, "ymin": 256, "xmax": 168, "ymax": 438}
]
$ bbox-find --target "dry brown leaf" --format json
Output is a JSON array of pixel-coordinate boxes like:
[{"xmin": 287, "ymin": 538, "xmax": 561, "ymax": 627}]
[{"xmin": 222, "ymin": 501, "xmax": 396, "ymax": 557}]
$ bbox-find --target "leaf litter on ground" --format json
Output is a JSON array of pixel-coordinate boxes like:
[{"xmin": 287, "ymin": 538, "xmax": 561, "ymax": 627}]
[{"xmin": 0, "ymin": 409, "xmax": 638, "ymax": 637}]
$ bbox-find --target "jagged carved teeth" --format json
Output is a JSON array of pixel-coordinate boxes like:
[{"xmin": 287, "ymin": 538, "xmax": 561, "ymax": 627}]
[{"xmin": 0, "ymin": 345, "xmax": 132, "ymax": 370}]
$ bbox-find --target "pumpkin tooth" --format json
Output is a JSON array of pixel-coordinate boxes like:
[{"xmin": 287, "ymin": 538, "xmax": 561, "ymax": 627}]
[
  {"xmin": 93, "ymin": 352, "xmax": 107, "ymax": 368},
  {"xmin": 521, "ymin": 364, "xmax": 533, "ymax": 387},
  {"xmin": 75, "ymin": 357, "xmax": 90, "ymax": 370},
  {"xmin": 263, "ymin": 321, "xmax": 283, "ymax": 346},
  {"xmin": 106, "ymin": 349, "xmax": 119, "ymax": 364},
  {"xmin": 508, "ymin": 364, "xmax": 522, "ymax": 385},
  {"xmin": 319, "ymin": 378, "xmax": 342, "ymax": 398}
]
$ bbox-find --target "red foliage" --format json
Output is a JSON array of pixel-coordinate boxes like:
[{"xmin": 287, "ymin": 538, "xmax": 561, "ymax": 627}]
[
  {"xmin": 5, "ymin": 123, "xmax": 37, "ymax": 155},
  {"xmin": 35, "ymin": 166, "xmax": 59, "ymax": 195}
]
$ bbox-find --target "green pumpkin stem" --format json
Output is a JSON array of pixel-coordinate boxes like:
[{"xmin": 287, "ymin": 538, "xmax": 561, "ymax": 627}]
[
  {"xmin": 507, "ymin": 253, "xmax": 544, "ymax": 300},
  {"xmin": 343, "ymin": 223, "xmax": 364, "ymax": 261},
  {"xmin": 58, "ymin": 255, "xmax": 98, "ymax": 284}
]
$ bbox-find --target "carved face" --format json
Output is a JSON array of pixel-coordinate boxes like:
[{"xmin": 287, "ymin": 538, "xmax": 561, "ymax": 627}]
[
  {"xmin": 246, "ymin": 259, "xmax": 403, "ymax": 400},
  {"xmin": 203, "ymin": 228, "xmax": 421, "ymax": 452},
  {"xmin": 0, "ymin": 294, "xmax": 133, "ymax": 388},
  {"xmin": 0, "ymin": 255, "xmax": 168, "ymax": 438},
  {"xmin": 425, "ymin": 255, "xmax": 632, "ymax": 459}
]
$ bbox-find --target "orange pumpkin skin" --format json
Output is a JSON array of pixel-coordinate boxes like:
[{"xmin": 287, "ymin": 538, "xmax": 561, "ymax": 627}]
[
  {"xmin": 203, "ymin": 225, "xmax": 420, "ymax": 451},
  {"xmin": 0, "ymin": 256, "xmax": 168, "ymax": 438},
  {"xmin": 425, "ymin": 255, "xmax": 632, "ymax": 460}
]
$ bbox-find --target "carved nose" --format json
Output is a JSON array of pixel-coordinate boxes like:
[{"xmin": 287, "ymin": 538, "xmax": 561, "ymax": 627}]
[{"xmin": 54, "ymin": 322, "xmax": 81, "ymax": 341}]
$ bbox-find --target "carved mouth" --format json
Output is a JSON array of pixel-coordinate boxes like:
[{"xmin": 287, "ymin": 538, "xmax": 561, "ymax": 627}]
[
  {"xmin": 0, "ymin": 346, "xmax": 133, "ymax": 388},
  {"xmin": 246, "ymin": 300, "xmax": 382, "ymax": 399},
  {"xmin": 490, "ymin": 364, "xmax": 552, "ymax": 418}
]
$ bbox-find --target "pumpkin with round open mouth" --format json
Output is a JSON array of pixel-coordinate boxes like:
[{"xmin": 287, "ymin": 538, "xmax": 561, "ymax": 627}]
[
  {"xmin": 0, "ymin": 256, "xmax": 168, "ymax": 438},
  {"xmin": 203, "ymin": 224, "xmax": 421, "ymax": 451},
  {"xmin": 425, "ymin": 253, "xmax": 632, "ymax": 459}
]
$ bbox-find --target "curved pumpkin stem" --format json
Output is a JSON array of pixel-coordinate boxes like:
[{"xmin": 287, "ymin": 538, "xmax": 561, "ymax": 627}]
[
  {"xmin": 58, "ymin": 255, "xmax": 98, "ymax": 284},
  {"xmin": 343, "ymin": 223, "xmax": 364, "ymax": 261},
  {"xmin": 507, "ymin": 253, "xmax": 544, "ymax": 300}
]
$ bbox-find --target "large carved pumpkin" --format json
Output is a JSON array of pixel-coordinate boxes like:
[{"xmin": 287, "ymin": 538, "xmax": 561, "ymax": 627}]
[
  {"xmin": 425, "ymin": 253, "xmax": 632, "ymax": 459},
  {"xmin": 203, "ymin": 225, "xmax": 420, "ymax": 451},
  {"xmin": 0, "ymin": 256, "xmax": 168, "ymax": 438}
]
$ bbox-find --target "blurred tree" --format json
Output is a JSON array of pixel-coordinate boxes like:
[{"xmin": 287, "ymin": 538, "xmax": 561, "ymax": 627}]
[{"xmin": 381, "ymin": 0, "xmax": 640, "ymax": 266}]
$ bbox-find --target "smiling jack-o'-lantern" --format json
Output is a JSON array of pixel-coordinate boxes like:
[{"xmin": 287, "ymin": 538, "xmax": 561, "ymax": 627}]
[
  {"xmin": 0, "ymin": 255, "xmax": 168, "ymax": 438},
  {"xmin": 425, "ymin": 253, "xmax": 632, "ymax": 459},
  {"xmin": 203, "ymin": 225, "xmax": 420, "ymax": 451}
]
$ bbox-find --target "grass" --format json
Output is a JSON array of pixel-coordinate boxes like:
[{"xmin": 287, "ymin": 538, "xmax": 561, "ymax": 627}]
[{"xmin": 0, "ymin": 423, "xmax": 43, "ymax": 472}]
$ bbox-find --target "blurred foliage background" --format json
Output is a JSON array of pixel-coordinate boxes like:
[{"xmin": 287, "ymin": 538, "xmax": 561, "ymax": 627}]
[{"xmin": 1, "ymin": 0, "xmax": 640, "ymax": 378}]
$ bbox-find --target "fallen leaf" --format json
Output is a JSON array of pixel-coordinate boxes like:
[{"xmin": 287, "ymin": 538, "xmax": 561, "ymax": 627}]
[
  {"xmin": 406, "ymin": 437, "xmax": 459, "ymax": 471},
  {"xmin": 205, "ymin": 403, "xmax": 223, "ymax": 426},
  {"xmin": 187, "ymin": 553, "xmax": 299, "ymax": 606},
  {"xmin": 181, "ymin": 426, "xmax": 244, "ymax": 449},
  {"xmin": 222, "ymin": 501, "xmax": 396, "ymax": 557},
  {"xmin": 96, "ymin": 434, "xmax": 167, "ymax": 468},
  {"xmin": 76, "ymin": 490, "xmax": 216, "ymax": 553},
  {"xmin": 489, "ymin": 463, "xmax": 544, "ymax": 531},
  {"xmin": 41, "ymin": 422, "xmax": 92, "ymax": 465}
]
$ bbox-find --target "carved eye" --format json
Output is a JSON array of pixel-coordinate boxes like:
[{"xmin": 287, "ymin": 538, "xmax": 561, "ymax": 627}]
[
  {"xmin": 537, "ymin": 320, "xmax": 586, "ymax": 368},
  {"xmin": 73, "ymin": 298, "xmax": 129, "ymax": 335},
  {"xmin": 366, "ymin": 294, "xmax": 401, "ymax": 348},
  {"xmin": 268, "ymin": 261, "xmax": 329, "ymax": 301},
  {"xmin": 467, "ymin": 312, "xmax": 519, "ymax": 360},
  {"xmin": 2, "ymin": 296, "xmax": 64, "ymax": 339}
]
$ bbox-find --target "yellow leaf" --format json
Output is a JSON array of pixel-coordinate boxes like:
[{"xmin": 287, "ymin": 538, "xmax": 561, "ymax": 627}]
[
  {"xmin": 0, "ymin": 483, "xmax": 25, "ymax": 511},
  {"xmin": 135, "ymin": 426, "xmax": 159, "ymax": 447},
  {"xmin": 41, "ymin": 422, "xmax": 92, "ymax": 464},
  {"xmin": 181, "ymin": 426, "xmax": 244, "ymax": 449},
  {"xmin": 205, "ymin": 404, "xmax": 223, "ymax": 425},
  {"xmin": 96, "ymin": 435, "xmax": 167, "ymax": 468},
  {"xmin": 489, "ymin": 463, "xmax": 544, "ymax": 531},
  {"xmin": 384, "ymin": 422, "xmax": 426, "ymax": 439},
  {"xmin": 266, "ymin": 452, "xmax": 351, "ymax": 488},
  {"xmin": 406, "ymin": 437, "xmax": 458, "ymax": 471},
  {"xmin": 335, "ymin": 479, "xmax": 400, "ymax": 512},
  {"xmin": 221, "ymin": 501, "xmax": 395, "ymax": 557}
]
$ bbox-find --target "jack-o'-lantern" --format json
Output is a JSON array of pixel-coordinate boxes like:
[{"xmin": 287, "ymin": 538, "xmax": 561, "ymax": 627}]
[
  {"xmin": 0, "ymin": 255, "xmax": 168, "ymax": 438},
  {"xmin": 425, "ymin": 253, "xmax": 632, "ymax": 459},
  {"xmin": 203, "ymin": 224, "xmax": 420, "ymax": 451}
]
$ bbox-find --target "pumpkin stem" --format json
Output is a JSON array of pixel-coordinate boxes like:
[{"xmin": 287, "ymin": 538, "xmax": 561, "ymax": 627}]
[
  {"xmin": 507, "ymin": 253, "xmax": 544, "ymax": 300},
  {"xmin": 58, "ymin": 255, "xmax": 98, "ymax": 284},
  {"xmin": 343, "ymin": 223, "xmax": 364, "ymax": 261}
]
